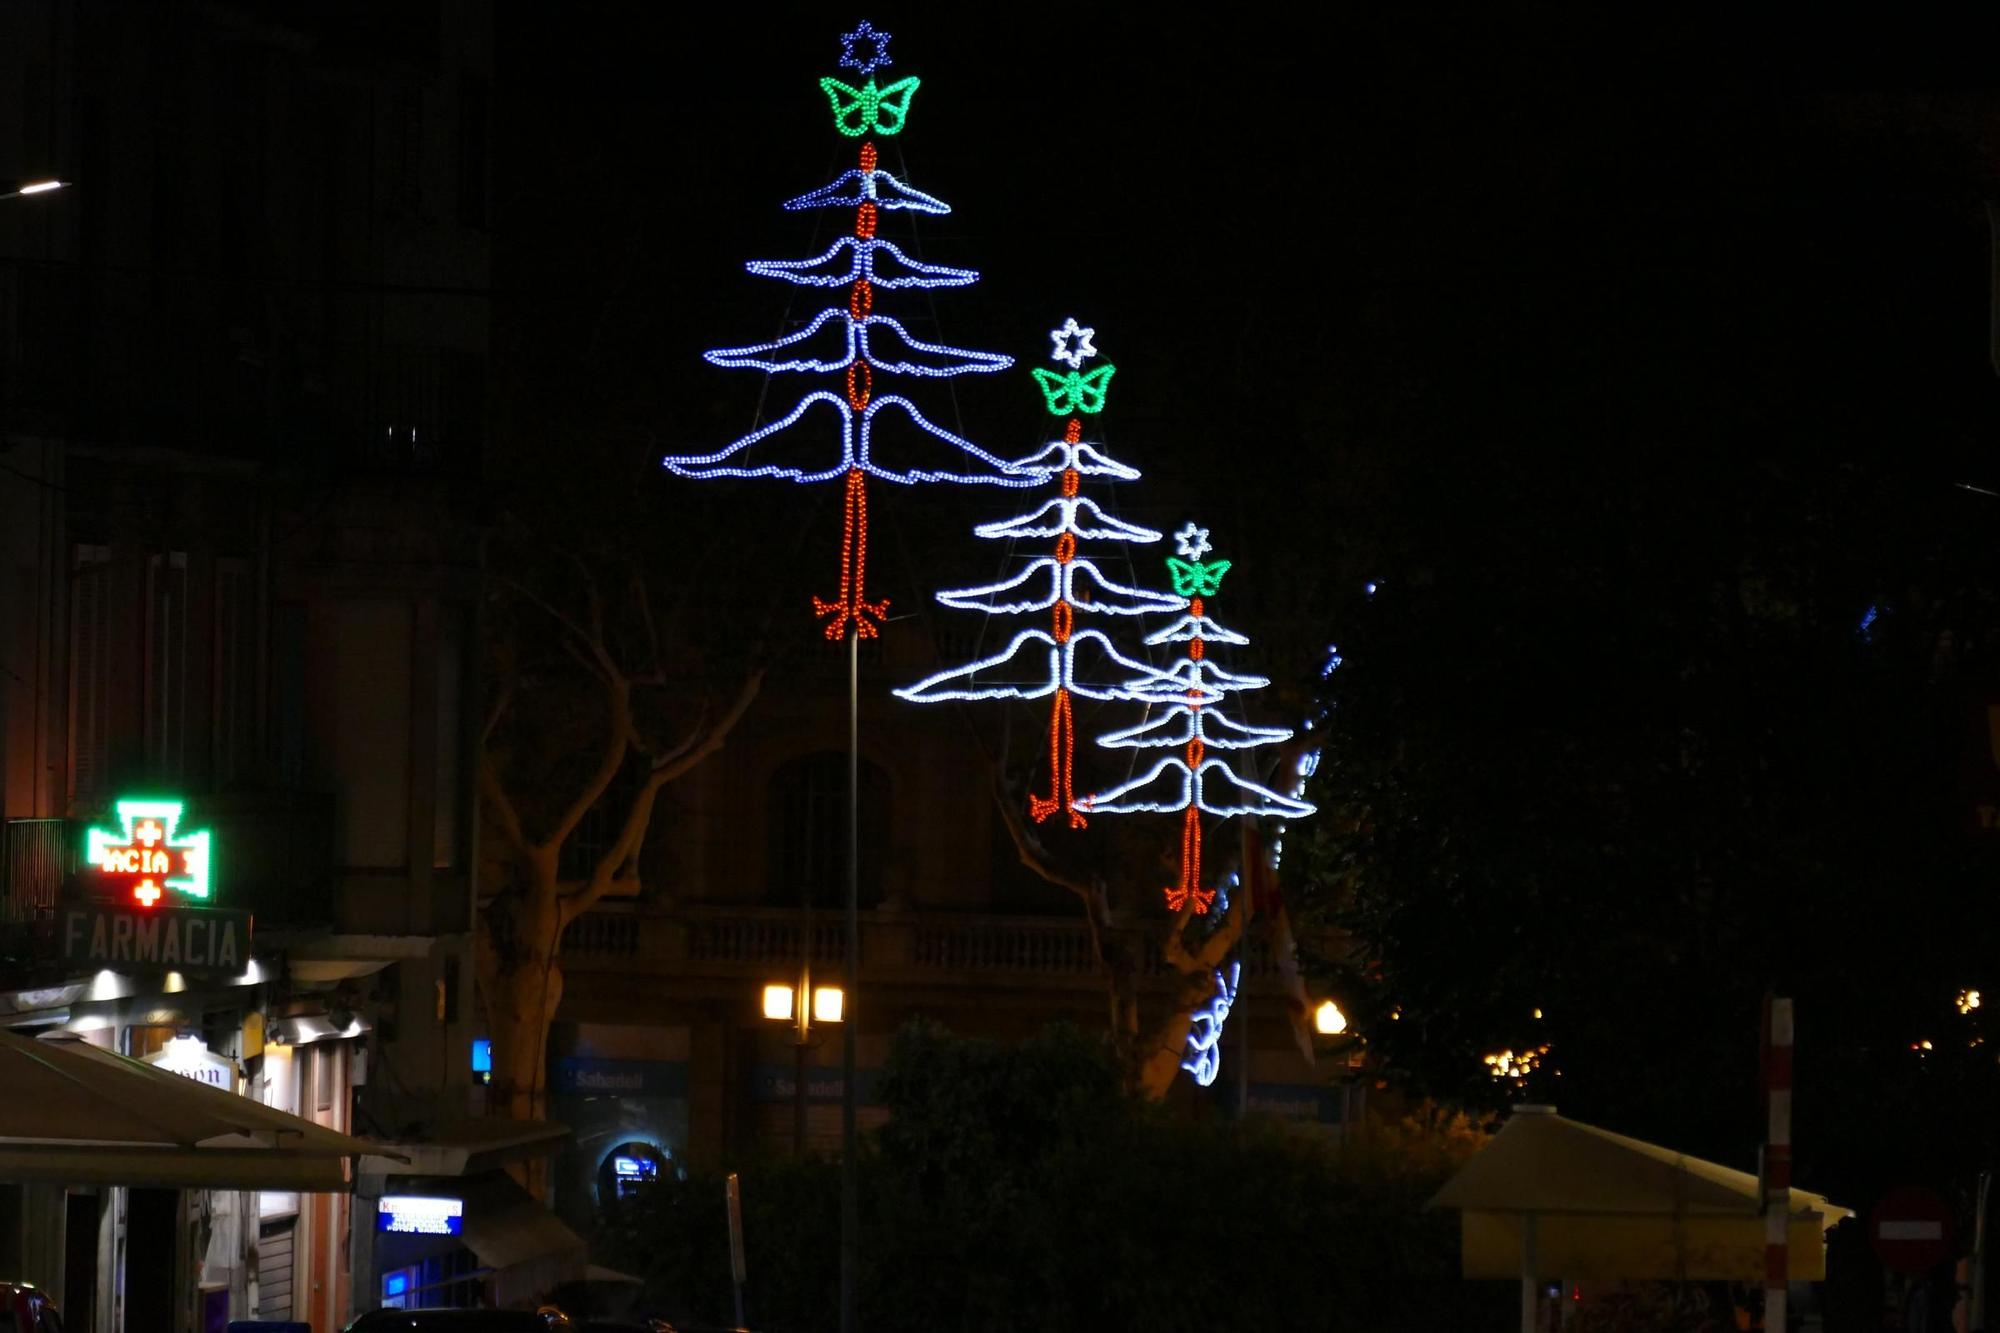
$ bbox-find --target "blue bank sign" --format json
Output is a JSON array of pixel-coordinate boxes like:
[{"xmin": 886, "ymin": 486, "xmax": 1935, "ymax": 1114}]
[{"xmin": 377, "ymin": 1195, "xmax": 463, "ymax": 1236}]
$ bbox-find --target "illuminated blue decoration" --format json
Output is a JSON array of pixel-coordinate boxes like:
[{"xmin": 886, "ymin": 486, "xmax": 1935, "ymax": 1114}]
[
  {"xmin": 973, "ymin": 496, "xmax": 1161, "ymax": 543},
  {"xmin": 1082, "ymin": 756, "xmax": 1316, "ymax": 817},
  {"xmin": 663, "ymin": 392, "xmax": 1040, "ymax": 488},
  {"xmin": 895, "ymin": 627, "xmax": 1204, "ymax": 704},
  {"xmin": 783, "ymin": 167, "xmax": 950, "ymax": 215},
  {"xmin": 1003, "ymin": 439, "xmax": 1143, "ymax": 481},
  {"xmin": 838, "ymin": 19, "xmax": 894, "ymax": 75},
  {"xmin": 1049, "ymin": 317, "xmax": 1098, "ymax": 370},
  {"xmin": 745, "ymin": 237, "xmax": 978, "ymax": 289},
  {"xmin": 703, "ymin": 309, "xmax": 1013, "ymax": 376},
  {"xmin": 1181, "ymin": 961, "xmax": 1241, "ymax": 1088},
  {"xmin": 660, "ymin": 28, "xmax": 1020, "ymax": 638},
  {"xmin": 936, "ymin": 561, "xmax": 1186, "ymax": 616}
]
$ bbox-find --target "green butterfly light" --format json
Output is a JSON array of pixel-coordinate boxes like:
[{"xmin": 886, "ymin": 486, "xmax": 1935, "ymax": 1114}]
[
  {"xmin": 819, "ymin": 75, "xmax": 922, "ymax": 137},
  {"xmin": 1030, "ymin": 364, "xmax": 1117, "ymax": 416},
  {"xmin": 1167, "ymin": 556, "xmax": 1232, "ymax": 598}
]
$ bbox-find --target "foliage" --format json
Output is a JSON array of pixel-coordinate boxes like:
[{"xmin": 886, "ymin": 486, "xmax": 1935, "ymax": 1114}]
[
  {"xmin": 598, "ymin": 1020, "xmax": 1507, "ymax": 1333},
  {"xmin": 1287, "ymin": 446, "xmax": 2000, "ymax": 1199}
]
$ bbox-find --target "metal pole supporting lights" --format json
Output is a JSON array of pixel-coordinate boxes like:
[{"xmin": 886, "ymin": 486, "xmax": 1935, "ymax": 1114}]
[{"xmin": 761, "ymin": 975, "xmax": 844, "ymax": 1155}]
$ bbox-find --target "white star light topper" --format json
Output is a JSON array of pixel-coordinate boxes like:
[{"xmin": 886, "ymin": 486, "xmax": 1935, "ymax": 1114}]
[
  {"xmin": 1049, "ymin": 317, "xmax": 1098, "ymax": 370},
  {"xmin": 1173, "ymin": 522, "xmax": 1213, "ymax": 560}
]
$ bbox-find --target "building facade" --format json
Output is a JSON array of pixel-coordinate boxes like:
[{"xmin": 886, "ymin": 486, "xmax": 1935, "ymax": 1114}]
[
  {"xmin": 0, "ymin": 3, "xmax": 494, "ymax": 1327},
  {"xmin": 546, "ymin": 636, "xmax": 1362, "ymax": 1238}
]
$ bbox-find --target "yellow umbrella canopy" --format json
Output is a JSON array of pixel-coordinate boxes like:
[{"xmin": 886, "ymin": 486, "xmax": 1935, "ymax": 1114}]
[
  {"xmin": 0, "ymin": 1030, "xmax": 386, "ymax": 1190},
  {"xmin": 1430, "ymin": 1106, "xmax": 1850, "ymax": 1283}
]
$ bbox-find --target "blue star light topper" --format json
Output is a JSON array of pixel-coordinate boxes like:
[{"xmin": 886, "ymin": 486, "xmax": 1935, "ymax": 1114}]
[
  {"xmin": 838, "ymin": 20, "xmax": 894, "ymax": 76},
  {"xmin": 1173, "ymin": 522, "xmax": 1213, "ymax": 561}
]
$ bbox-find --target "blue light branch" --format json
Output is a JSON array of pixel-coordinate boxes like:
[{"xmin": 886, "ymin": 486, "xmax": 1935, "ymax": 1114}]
[
  {"xmin": 661, "ymin": 393, "xmax": 1042, "ymax": 487},
  {"xmin": 1003, "ymin": 440, "xmax": 1142, "ymax": 481},
  {"xmin": 1181, "ymin": 962, "xmax": 1241, "ymax": 1088},
  {"xmin": 893, "ymin": 629, "xmax": 1214, "ymax": 705},
  {"xmin": 745, "ymin": 236, "xmax": 978, "ymax": 289},
  {"xmin": 1078, "ymin": 757, "xmax": 1317, "ymax": 818},
  {"xmin": 784, "ymin": 168, "xmax": 950, "ymax": 215},
  {"xmin": 703, "ymin": 309, "xmax": 1015, "ymax": 377},
  {"xmin": 972, "ymin": 497, "xmax": 1162, "ymax": 543},
  {"xmin": 1097, "ymin": 707, "xmax": 1291, "ymax": 751},
  {"xmin": 936, "ymin": 560, "xmax": 1187, "ymax": 616}
]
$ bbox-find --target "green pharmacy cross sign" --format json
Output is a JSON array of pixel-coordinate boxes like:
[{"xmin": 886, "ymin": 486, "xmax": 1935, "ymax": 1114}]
[{"xmin": 83, "ymin": 798, "xmax": 211, "ymax": 908}]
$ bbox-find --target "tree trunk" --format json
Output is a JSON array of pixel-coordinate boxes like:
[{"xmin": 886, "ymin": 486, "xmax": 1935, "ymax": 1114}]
[{"xmin": 473, "ymin": 872, "xmax": 566, "ymax": 1192}]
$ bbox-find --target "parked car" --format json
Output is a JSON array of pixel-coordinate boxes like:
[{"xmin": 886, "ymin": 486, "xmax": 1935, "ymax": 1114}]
[
  {"xmin": 341, "ymin": 1312, "xmax": 559, "ymax": 1332},
  {"xmin": 0, "ymin": 1281, "xmax": 61, "ymax": 1331}
]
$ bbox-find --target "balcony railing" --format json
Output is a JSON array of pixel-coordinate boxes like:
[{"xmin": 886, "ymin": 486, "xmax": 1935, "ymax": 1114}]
[
  {"xmin": 0, "ymin": 821, "xmax": 68, "ymax": 925},
  {"xmin": 561, "ymin": 903, "xmax": 1302, "ymax": 992}
]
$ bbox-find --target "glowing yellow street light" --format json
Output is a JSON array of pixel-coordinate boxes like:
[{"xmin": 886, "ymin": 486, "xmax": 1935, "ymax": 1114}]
[
  {"xmin": 764, "ymin": 977, "xmax": 845, "ymax": 1156},
  {"xmin": 1313, "ymin": 999, "xmax": 1348, "ymax": 1035}
]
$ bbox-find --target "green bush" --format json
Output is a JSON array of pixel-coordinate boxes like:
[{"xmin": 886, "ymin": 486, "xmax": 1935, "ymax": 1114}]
[{"xmin": 596, "ymin": 1020, "xmax": 1509, "ymax": 1333}]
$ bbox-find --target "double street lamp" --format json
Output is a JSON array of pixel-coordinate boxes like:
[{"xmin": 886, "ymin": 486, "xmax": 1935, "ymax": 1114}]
[{"xmin": 763, "ymin": 975, "xmax": 844, "ymax": 1155}]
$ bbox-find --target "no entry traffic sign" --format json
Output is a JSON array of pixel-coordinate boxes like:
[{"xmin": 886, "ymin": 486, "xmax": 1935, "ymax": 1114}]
[{"xmin": 1869, "ymin": 1186, "xmax": 1955, "ymax": 1275}]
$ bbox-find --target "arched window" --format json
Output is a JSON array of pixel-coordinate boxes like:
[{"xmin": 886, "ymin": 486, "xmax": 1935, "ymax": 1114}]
[{"xmin": 767, "ymin": 752, "xmax": 889, "ymax": 908}]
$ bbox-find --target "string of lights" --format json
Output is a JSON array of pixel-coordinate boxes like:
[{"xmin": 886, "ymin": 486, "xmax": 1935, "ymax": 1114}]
[
  {"xmin": 660, "ymin": 23, "xmax": 1022, "ymax": 637},
  {"xmin": 1180, "ymin": 961, "xmax": 1241, "ymax": 1088},
  {"xmin": 745, "ymin": 236, "xmax": 979, "ymax": 289},
  {"xmin": 896, "ymin": 323, "xmax": 1188, "ymax": 823},
  {"xmin": 1075, "ymin": 537, "xmax": 1318, "ymax": 913}
]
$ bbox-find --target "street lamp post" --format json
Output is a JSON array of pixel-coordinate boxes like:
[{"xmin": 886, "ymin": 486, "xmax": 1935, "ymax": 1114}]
[{"xmin": 762, "ymin": 977, "xmax": 842, "ymax": 1156}]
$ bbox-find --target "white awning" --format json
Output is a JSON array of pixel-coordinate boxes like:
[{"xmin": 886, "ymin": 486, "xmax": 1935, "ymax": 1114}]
[{"xmin": 0, "ymin": 1030, "xmax": 390, "ymax": 1191}]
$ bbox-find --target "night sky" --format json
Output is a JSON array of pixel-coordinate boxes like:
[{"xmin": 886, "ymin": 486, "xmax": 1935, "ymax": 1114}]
[{"xmin": 500, "ymin": 6, "xmax": 2000, "ymax": 661}]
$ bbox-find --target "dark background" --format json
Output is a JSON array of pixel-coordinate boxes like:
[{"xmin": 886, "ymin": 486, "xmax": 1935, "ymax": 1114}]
[{"xmin": 499, "ymin": 7, "xmax": 2000, "ymax": 1312}]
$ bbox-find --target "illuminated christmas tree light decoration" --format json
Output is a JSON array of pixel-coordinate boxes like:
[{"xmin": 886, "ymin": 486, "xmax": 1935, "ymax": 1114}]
[
  {"xmin": 1077, "ymin": 529, "xmax": 1316, "ymax": 913},
  {"xmin": 82, "ymin": 798, "xmax": 213, "ymax": 908},
  {"xmin": 661, "ymin": 25, "xmax": 1020, "ymax": 639},
  {"xmin": 1181, "ymin": 961, "xmax": 1241, "ymax": 1088},
  {"xmin": 819, "ymin": 76, "xmax": 922, "ymax": 137},
  {"xmin": 837, "ymin": 19, "xmax": 894, "ymax": 75},
  {"xmin": 1049, "ymin": 317, "xmax": 1098, "ymax": 370},
  {"xmin": 896, "ymin": 325, "xmax": 1182, "ymax": 825},
  {"xmin": 1029, "ymin": 364, "xmax": 1117, "ymax": 416}
]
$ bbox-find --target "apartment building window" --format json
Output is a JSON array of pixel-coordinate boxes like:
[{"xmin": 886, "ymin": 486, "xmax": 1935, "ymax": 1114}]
[
  {"xmin": 213, "ymin": 558, "xmax": 259, "ymax": 784},
  {"xmin": 68, "ymin": 547, "xmax": 111, "ymax": 806},
  {"xmin": 435, "ymin": 607, "xmax": 464, "ymax": 869},
  {"xmin": 389, "ymin": 84, "xmax": 423, "ymax": 215},
  {"xmin": 767, "ymin": 752, "xmax": 888, "ymax": 909},
  {"xmin": 456, "ymin": 72, "xmax": 489, "ymax": 230},
  {"xmin": 146, "ymin": 553, "xmax": 189, "ymax": 781}
]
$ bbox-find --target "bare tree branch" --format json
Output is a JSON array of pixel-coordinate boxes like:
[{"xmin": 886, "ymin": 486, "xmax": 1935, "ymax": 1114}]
[
  {"xmin": 993, "ymin": 774, "xmax": 1097, "ymax": 901},
  {"xmin": 633, "ymin": 570, "xmax": 664, "ymax": 678},
  {"xmin": 539, "ymin": 675, "xmax": 633, "ymax": 861},
  {"xmin": 497, "ymin": 574, "xmax": 621, "ymax": 683},
  {"xmin": 479, "ymin": 751, "xmax": 535, "ymax": 865},
  {"xmin": 559, "ymin": 668, "xmax": 765, "ymax": 925},
  {"xmin": 482, "ymin": 672, "xmax": 515, "ymax": 745}
]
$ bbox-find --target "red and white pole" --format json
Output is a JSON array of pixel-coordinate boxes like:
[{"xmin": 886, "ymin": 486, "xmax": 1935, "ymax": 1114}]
[{"xmin": 1764, "ymin": 995, "xmax": 1794, "ymax": 1332}]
